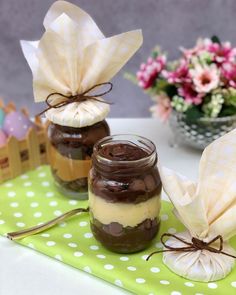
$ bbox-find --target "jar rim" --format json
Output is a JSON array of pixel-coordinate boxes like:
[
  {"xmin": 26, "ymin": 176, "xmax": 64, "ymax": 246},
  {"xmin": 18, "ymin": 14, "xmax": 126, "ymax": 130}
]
[{"xmin": 92, "ymin": 134, "xmax": 157, "ymax": 166}]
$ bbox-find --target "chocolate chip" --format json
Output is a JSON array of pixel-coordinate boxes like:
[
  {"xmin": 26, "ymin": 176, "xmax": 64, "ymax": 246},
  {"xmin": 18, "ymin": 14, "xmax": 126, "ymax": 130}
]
[
  {"xmin": 129, "ymin": 179, "xmax": 146, "ymax": 192},
  {"xmin": 144, "ymin": 174, "xmax": 156, "ymax": 191}
]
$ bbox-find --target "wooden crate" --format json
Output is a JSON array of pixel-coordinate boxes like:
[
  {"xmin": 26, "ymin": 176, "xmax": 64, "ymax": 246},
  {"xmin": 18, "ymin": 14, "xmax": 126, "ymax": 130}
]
[{"xmin": 0, "ymin": 114, "xmax": 49, "ymax": 184}]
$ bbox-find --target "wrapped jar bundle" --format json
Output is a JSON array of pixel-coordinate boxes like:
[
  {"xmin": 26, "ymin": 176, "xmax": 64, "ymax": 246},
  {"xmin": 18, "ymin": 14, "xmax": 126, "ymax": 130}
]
[
  {"xmin": 89, "ymin": 135, "xmax": 162, "ymax": 253},
  {"xmin": 21, "ymin": 0, "xmax": 143, "ymax": 199},
  {"xmin": 156, "ymin": 129, "xmax": 236, "ymax": 282}
]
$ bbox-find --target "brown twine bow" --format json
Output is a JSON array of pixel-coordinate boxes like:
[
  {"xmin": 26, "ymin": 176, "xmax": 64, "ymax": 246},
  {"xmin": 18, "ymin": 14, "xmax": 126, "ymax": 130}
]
[
  {"xmin": 146, "ymin": 233, "xmax": 236, "ymax": 261},
  {"xmin": 38, "ymin": 82, "xmax": 113, "ymax": 116}
]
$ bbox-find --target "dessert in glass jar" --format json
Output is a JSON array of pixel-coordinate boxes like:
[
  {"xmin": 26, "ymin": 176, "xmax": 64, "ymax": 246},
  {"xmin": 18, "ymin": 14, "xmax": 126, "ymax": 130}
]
[
  {"xmin": 89, "ymin": 134, "xmax": 162, "ymax": 253},
  {"xmin": 48, "ymin": 120, "xmax": 110, "ymax": 199}
]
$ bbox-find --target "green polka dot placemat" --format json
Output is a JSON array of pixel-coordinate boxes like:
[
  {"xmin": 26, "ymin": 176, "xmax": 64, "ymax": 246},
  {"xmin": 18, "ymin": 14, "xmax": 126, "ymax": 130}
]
[{"xmin": 0, "ymin": 165, "xmax": 236, "ymax": 295}]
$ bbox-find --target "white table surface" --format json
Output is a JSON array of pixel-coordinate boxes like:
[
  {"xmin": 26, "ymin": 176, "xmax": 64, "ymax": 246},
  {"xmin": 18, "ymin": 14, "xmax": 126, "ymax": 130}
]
[{"xmin": 0, "ymin": 118, "xmax": 202, "ymax": 295}]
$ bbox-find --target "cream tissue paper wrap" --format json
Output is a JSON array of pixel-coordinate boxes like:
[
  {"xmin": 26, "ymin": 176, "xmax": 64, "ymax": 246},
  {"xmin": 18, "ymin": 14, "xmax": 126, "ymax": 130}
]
[
  {"xmin": 160, "ymin": 129, "xmax": 236, "ymax": 282},
  {"xmin": 21, "ymin": 1, "xmax": 143, "ymax": 127}
]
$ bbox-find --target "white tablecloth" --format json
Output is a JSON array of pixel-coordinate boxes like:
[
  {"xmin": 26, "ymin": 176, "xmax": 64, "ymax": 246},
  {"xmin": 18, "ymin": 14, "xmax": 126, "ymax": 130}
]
[{"xmin": 0, "ymin": 118, "xmax": 201, "ymax": 295}]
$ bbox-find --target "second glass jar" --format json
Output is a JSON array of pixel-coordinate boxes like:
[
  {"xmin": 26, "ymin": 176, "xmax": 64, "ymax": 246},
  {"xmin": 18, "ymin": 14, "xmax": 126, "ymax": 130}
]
[
  {"xmin": 88, "ymin": 134, "xmax": 162, "ymax": 253},
  {"xmin": 47, "ymin": 120, "xmax": 110, "ymax": 199}
]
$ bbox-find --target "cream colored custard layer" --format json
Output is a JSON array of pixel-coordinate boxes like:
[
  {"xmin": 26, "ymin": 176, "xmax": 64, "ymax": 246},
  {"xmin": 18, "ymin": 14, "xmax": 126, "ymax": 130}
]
[{"xmin": 89, "ymin": 191, "xmax": 161, "ymax": 227}]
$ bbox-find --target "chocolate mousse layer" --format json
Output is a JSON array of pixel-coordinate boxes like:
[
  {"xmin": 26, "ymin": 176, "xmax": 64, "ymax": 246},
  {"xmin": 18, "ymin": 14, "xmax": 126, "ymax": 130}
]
[
  {"xmin": 90, "ymin": 143, "xmax": 161, "ymax": 203},
  {"xmin": 91, "ymin": 216, "xmax": 160, "ymax": 253}
]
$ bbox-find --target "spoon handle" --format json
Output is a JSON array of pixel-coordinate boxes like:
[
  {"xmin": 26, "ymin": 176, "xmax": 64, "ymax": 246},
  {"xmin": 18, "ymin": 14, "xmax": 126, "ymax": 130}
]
[{"xmin": 7, "ymin": 207, "xmax": 89, "ymax": 241}]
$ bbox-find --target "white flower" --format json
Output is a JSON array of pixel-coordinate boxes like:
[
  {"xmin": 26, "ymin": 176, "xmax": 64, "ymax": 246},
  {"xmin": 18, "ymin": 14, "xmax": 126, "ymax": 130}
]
[{"xmin": 190, "ymin": 64, "xmax": 220, "ymax": 93}]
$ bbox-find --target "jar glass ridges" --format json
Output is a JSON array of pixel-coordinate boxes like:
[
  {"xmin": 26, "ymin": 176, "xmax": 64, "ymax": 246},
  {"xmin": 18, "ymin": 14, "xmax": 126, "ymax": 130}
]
[
  {"xmin": 48, "ymin": 120, "xmax": 110, "ymax": 199},
  {"xmin": 88, "ymin": 134, "xmax": 162, "ymax": 253},
  {"xmin": 169, "ymin": 111, "xmax": 236, "ymax": 149}
]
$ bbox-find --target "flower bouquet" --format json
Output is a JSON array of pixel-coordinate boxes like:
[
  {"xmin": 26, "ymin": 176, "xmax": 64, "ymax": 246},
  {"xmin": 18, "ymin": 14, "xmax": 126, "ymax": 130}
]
[{"xmin": 127, "ymin": 36, "xmax": 236, "ymax": 149}]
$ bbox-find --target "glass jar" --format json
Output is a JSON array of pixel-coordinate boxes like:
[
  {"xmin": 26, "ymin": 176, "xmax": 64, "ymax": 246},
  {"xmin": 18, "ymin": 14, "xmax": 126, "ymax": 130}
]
[
  {"xmin": 88, "ymin": 134, "xmax": 162, "ymax": 253},
  {"xmin": 47, "ymin": 120, "xmax": 110, "ymax": 199}
]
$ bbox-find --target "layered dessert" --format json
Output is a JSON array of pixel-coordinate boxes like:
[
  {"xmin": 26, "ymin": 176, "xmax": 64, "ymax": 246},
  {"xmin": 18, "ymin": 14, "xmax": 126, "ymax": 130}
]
[
  {"xmin": 48, "ymin": 120, "xmax": 110, "ymax": 198},
  {"xmin": 89, "ymin": 136, "xmax": 162, "ymax": 253}
]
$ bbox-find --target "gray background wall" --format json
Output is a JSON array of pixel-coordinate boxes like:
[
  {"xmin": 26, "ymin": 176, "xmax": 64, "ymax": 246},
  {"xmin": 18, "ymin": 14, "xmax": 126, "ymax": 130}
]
[{"xmin": 1, "ymin": 0, "xmax": 236, "ymax": 117}]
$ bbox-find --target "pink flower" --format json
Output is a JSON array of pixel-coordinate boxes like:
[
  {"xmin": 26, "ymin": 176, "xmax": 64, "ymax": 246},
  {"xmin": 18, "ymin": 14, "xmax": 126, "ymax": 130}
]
[
  {"xmin": 178, "ymin": 84, "xmax": 203, "ymax": 105},
  {"xmin": 162, "ymin": 59, "xmax": 191, "ymax": 84},
  {"xmin": 137, "ymin": 55, "xmax": 166, "ymax": 89},
  {"xmin": 150, "ymin": 93, "xmax": 172, "ymax": 121},
  {"xmin": 221, "ymin": 62, "xmax": 236, "ymax": 88},
  {"xmin": 190, "ymin": 64, "xmax": 220, "ymax": 93},
  {"xmin": 206, "ymin": 41, "xmax": 236, "ymax": 64},
  {"xmin": 180, "ymin": 38, "xmax": 206, "ymax": 60}
]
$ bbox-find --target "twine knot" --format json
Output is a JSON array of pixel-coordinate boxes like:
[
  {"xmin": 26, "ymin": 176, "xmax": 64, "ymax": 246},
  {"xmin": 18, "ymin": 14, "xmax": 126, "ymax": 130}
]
[
  {"xmin": 39, "ymin": 82, "xmax": 113, "ymax": 116},
  {"xmin": 146, "ymin": 233, "xmax": 236, "ymax": 261}
]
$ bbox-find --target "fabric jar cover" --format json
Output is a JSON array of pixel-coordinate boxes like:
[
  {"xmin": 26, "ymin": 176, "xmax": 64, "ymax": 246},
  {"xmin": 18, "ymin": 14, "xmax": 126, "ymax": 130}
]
[
  {"xmin": 20, "ymin": 0, "xmax": 143, "ymax": 128},
  {"xmin": 160, "ymin": 129, "xmax": 236, "ymax": 282}
]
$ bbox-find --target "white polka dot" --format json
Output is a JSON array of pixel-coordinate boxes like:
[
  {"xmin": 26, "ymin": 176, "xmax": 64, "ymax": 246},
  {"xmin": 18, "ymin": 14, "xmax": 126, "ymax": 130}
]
[
  {"xmin": 26, "ymin": 191, "xmax": 35, "ymax": 197},
  {"xmin": 150, "ymin": 267, "xmax": 160, "ymax": 273},
  {"xmin": 59, "ymin": 222, "xmax": 67, "ymax": 227},
  {"xmin": 231, "ymin": 282, "xmax": 236, "ymax": 287},
  {"xmin": 83, "ymin": 266, "xmax": 92, "ymax": 273},
  {"xmin": 68, "ymin": 242, "xmax": 77, "ymax": 248},
  {"xmin": 208, "ymin": 283, "xmax": 218, "ymax": 289},
  {"xmin": 195, "ymin": 293, "xmax": 204, "ymax": 295},
  {"xmin": 136, "ymin": 278, "xmax": 145, "ymax": 284},
  {"xmin": 14, "ymin": 212, "xmax": 23, "ymax": 218},
  {"xmin": 79, "ymin": 221, "xmax": 88, "ymax": 227},
  {"xmin": 160, "ymin": 280, "xmax": 170, "ymax": 285},
  {"xmin": 184, "ymin": 282, "xmax": 194, "ymax": 287},
  {"xmin": 96, "ymin": 254, "xmax": 106, "ymax": 259},
  {"xmin": 104, "ymin": 264, "xmax": 114, "ymax": 270},
  {"xmin": 55, "ymin": 254, "xmax": 62, "ymax": 261},
  {"xmin": 42, "ymin": 181, "xmax": 50, "ymax": 187},
  {"xmin": 10, "ymin": 202, "xmax": 19, "ymax": 208},
  {"xmin": 16, "ymin": 222, "xmax": 25, "ymax": 228},
  {"xmin": 142, "ymin": 254, "xmax": 149, "ymax": 260},
  {"xmin": 114, "ymin": 279, "xmax": 123, "ymax": 287},
  {"xmin": 171, "ymin": 292, "xmax": 182, "ymax": 295},
  {"xmin": 38, "ymin": 172, "xmax": 46, "ymax": 177},
  {"xmin": 168, "ymin": 227, "xmax": 177, "ymax": 234},
  {"xmin": 5, "ymin": 182, "xmax": 13, "ymax": 187},
  {"xmin": 90, "ymin": 245, "xmax": 99, "ymax": 250},
  {"xmin": 30, "ymin": 202, "xmax": 39, "ymax": 208},
  {"xmin": 46, "ymin": 192, "xmax": 54, "ymax": 198},
  {"xmin": 37, "ymin": 222, "xmax": 44, "ymax": 226},
  {"xmin": 28, "ymin": 243, "xmax": 35, "ymax": 249},
  {"xmin": 8, "ymin": 191, "xmax": 16, "ymax": 197},
  {"xmin": 24, "ymin": 181, "xmax": 32, "ymax": 187},
  {"xmin": 54, "ymin": 210, "xmax": 62, "ymax": 216},
  {"xmin": 74, "ymin": 251, "xmax": 83, "ymax": 257},
  {"xmin": 120, "ymin": 256, "xmax": 129, "ymax": 261},
  {"xmin": 161, "ymin": 214, "xmax": 169, "ymax": 221},
  {"xmin": 46, "ymin": 241, "xmax": 56, "ymax": 246},
  {"xmin": 20, "ymin": 174, "xmax": 28, "ymax": 179},
  {"xmin": 84, "ymin": 232, "xmax": 93, "ymax": 238},
  {"xmin": 41, "ymin": 233, "xmax": 50, "ymax": 237},
  {"xmin": 63, "ymin": 233, "xmax": 72, "ymax": 239},
  {"xmin": 34, "ymin": 212, "xmax": 42, "ymax": 218},
  {"xmin": 49, "ymin": 201, "xmax": 58, "ymax": 207},
  {"xmin": 127, "ymin": 266, "xmax": 136, "ymax": 271},
  {"xmin": 0, "ymin": 220, "xmax": 5, "ymax": 225},
  {"xmin": 69, "ymin": 200, "xmax": 78, "ymax": 205}
]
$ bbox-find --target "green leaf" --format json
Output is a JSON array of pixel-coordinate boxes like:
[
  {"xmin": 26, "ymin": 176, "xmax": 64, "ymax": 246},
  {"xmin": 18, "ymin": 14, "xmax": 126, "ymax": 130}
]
[
  {"xmin": 219, "ymin": 105, "xmax": 236, "ymax": 117},
  {"xmin": 211, "ymin": 35, "xmax": 221, "ymax": 45},
  {"xmin": 152, "ymin": 51, "xmax": 158, "ymax": 59},
  {"xmin": 184, "ymin": 106, "xmax": 203, "ymax": 123},
  {"xmin": 123, "ymin": 72, "xmax": 138, "ymax": 85}
]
